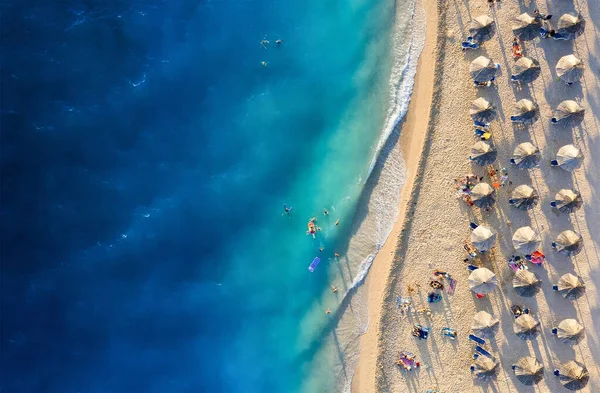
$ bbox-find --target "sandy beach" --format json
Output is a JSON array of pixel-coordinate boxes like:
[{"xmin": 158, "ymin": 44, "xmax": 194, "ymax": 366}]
[{"xmin": 353, "ymin": 0, "xmax": 600, "ymax": 391}]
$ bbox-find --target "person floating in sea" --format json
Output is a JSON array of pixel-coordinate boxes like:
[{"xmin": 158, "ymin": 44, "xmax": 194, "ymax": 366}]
[
  {"xmin": 323, "ymin": 208, "xmax": 329, "ymax": 216},
  {"xmin": 260, "ymin": 39, "xmax": 270, "ymax": 48},
  {"xmin": 261, "ymin": 61, "xmax": 268, "ymax": 67},
  {"xmin": 275, "ymin": 39, "xmax": 283, "ymax": 46},
  {"xmin": 331, "ymin": 285, "xmax": 338, "ymax": 293},
  {"xmin": 307, "ymin": 218, "xmax": 317, "ymax": 237},
  {"xmin": 335, "ymin": 219, "xmax": 340, "ymax": 227},
  {"xmin": 325, "ymin": 308, "xmax": 331, "ymax": 315},
  {"xmin": 319, "ymin": 246, "xmax": 324, "ymax": 252},
  {"xmin": 334, "ymin": 252, "xmax": 340, "ymax": 258},
  {"xmin": 282, "ymin": 204, "xmax": 293, "ymax": 216}
]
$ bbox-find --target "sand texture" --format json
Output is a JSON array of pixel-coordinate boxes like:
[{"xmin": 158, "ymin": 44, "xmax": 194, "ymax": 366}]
[{"xmin": 354, "ymin": 0, "xmax": 600, "ymax": 391}]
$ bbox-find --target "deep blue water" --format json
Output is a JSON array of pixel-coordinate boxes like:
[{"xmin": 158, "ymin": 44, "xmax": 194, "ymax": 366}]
[{"xmin": 0, "ymin": 1, "xmax": 398, "ymax": 392}]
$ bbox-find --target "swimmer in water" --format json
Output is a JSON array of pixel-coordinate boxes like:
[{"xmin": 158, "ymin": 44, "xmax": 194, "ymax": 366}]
[
  {"xmin": 323, "ymin": 209, "xmax": 329, "ymax": 216},
  {"xmin": 331, "ymin": 285, "xmax": 338, "ymax": 293},
  {"xmin": 334, "ymin": 253, "xmax": 340, "ymax": 258},
  {"xmin": 275, "ymin": 39, "xmax": 283, "ymax": 46},
  {"xmin": 335, "ymin": 219, "xmax": 339, "ymax": 226},
  {"xmin": 261, "ymin": 61, "xmax": 268, "ymax": 67},
  {"xmin": 261, "ymin": 39, "xmax": 270, "ymax": 48},
  {"xmin": 326, "ymin": 308, "xmax": 331, "ymax": 314},
  {"xmin": 282, "ymin": 204, "xmax": 293, "ymax": 216},
  {"xmin": 319, "ymin": 246, "xmax": 324, "ymax": 252}
]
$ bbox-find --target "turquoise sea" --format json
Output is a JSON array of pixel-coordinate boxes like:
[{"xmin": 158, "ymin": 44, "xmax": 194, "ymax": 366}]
[{"xmin": 0, "ymin": 0, "xmax": 424, "ymax": 392}]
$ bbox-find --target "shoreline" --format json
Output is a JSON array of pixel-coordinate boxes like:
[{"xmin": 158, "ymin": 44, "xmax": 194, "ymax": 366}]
[{"xmin": 351, "ymin": 0, "xmax": 441, "ymax": 390}]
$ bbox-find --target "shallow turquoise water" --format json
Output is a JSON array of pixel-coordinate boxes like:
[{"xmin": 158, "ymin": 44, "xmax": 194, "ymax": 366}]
[{"xmin": 0, "ymin": 0, "xmax": 414, "ymax": 392}]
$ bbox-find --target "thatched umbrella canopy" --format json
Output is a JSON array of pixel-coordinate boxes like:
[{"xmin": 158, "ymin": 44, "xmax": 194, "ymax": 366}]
[
  {"xmin": 513, "ymin": 356, "xmax": 544, "ymax": 385},
  {"xmin": 552, "ymin": 189, "xmax": 582, "ymax": 213},
  {"xmin": 470, "ymin": 97, "xmax": 496, "ymax": 123},
  {"xmin": 553, "ymin": 144, "xmax": 583, "ymax": 171},
  {"xmin": 512, "ymin": 226, "xmax": 541, "ymax": 255},
  {"xmin": 471, "ymin": 226, "xmax": 496, "ymax": 251},
  {"xmin": 512, "ymin": 57, "xmax": 541, "ymax": 83},
  {"xmin": 556, "ymin": 273, "xmax": 586, "ymax": 300},
  {"xmin": 552, "ymin": 100, "xmax": 585, "ymax": 127},
  {"xmin": 471, "ymin": 182, "xmax": 496, "ymax": 208},
  {"xmin": 470, "ymin": 141, "xmax": 497, "ymax": 166},
  {"xmin": 557, "ymin": 13, "xmax": 585, "ymax": 40},
  {"xmin": 555, "ymin": 319, "xmax": 584, "ymax": 345},
  {"xmin": 513, "ymin": 269, "xmax": 541, "ymax": 297},
  {"xmin": 470, "ymin": 56, "xmax": 498, "ymax": 82},
  {"xmin": 469, "ymin": 15, "xmax": 496, "ymax": 42},
  {"xmin": 469, "ymin": 267, "xmax": 497, "ymax": 294},
  {"xmin": 514, "ymin": 314, "xmax": 540, "ymax": 340},
  {"xmin": 556, "ymin": 55, "xmax": 584, "ymax": 84},
  {"xmin": 513, "ymin": 12, "xmax": 542, "ymax": 41},
  {"xmin": 553, "ymin": 230, "xmax": 583, "ymax": 256},
  {"xmin": 472, "ymin": 356, "xmax": 498, "ymax": 380},
  {"xmin": 511, "ymin": 99, "xmax": 539, "ymax": 125},
  {"xmin": 472, "ymin": 311, "xmax": 499, "ymax": 337},
  {"xmin": 558, "ymin": 360, "xmax": 589, "ymax": 390},
  {"xmin": 509, "ymin": 185, "xmax": 539, "ymax": 210},
  {"xmin": 511, "ymin": 142, "xmax": 540, "ymax": 169}
]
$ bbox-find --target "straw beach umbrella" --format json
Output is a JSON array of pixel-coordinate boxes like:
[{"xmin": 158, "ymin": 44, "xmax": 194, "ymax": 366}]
[
  {"xmin": 552, "ymin": 100, "xmax": 585, "ymax": 127},
  {"xmin": 469, "ymin": 268, "xmax": 497, "ymax": 294},
  {"xmin": 470, "ymin": 56, "xmax": 498, "ymax": 82},
  {"xmin": 552, "ymin": 230, "xmax": 582, "ymax": 256},
  {"xmin": 512, "ymin": 57, "xmax": 541, "ymax": 83},
  {"xmin": 511, "ymin": 142, "xmax": 540, "ymax": 169},
  {"xmin": 558, "ymin": 360, "xmax": 589, "ymax": 390},
  {"xmin": 554, "ymin": 319, "xmax": 584, "ymax": 345},
  {"xmin": 469, "ymin": 15, "xmax": 496, "ymax": 42},
  {"xmin": 512, "ymin": 226, "xmax": 541, "ymax": 255},
  {"xmin": 556, "ymin": 55, "xmax": 584, "ymax": 84},
  {"xmin": 511, "ymin": 99, "xmax": 539, "ymax": 125},
  {"xmin": 557, "ymin": 13, "xmax": 585, "ymax": 40},
  {"xmin": 513, "ymin": 356, "xmax": 544, "ymax": 385},
  {"xmin": 471, "ymin": 226, "xmax": 496, "ymax": 251},
  {"xmin": 471, "ymin": 183, "xmax": 496, "ymax": 208},
  {"xmin": 513, "ymin": 13, "xmax": 542, "ymax": 41},
  {"xmin": 514, "ymin": 314, "xmax": 540, "ymax": 340},
  {"xmin": 509, "ymin": 185, "xmax": 539, "ymax": 210},
  {"xmin": 555, "ymin": 273, "xmax": 585, "ymax": 300},
  {"xmin": 552, "ymin": 144, "xmax": 583, "ymax": 171},
  {"xmin": 472, "ymin": 311, "xmax": 499, "ymax": 337},
  {"xmin": 551, "ymin": 189, "xmax": 582, "ymax": 213},
  {"xmin": 472, "ymin": 356, "xmax": 498, "ymax": 380},
  {"xmin": 470, "ymin": 141, "xmax": 497, "ymax": 166},
  {"xmin": 470, "ymin": 97, "xmax": 495, "ymax": 123},
  {"xmin": 513, "ymin": 269, "xmax": 541, "ymax": 297}
]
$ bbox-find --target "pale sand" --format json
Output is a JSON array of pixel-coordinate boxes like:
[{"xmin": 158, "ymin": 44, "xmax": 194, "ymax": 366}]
[{"xmin": 353, "ymin": 0, "xmax": 600, "ymax": 391}]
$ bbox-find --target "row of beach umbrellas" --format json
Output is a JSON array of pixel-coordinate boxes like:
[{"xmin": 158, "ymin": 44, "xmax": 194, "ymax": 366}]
[
  {"xmin": 470, "ymin": 182, "xmax": 582, "ymax": 214},
  {"xmin": 469, "ymin": 12, "xmax": 585, "ymax": 43},
  {"xmin": 469, "ymin": 225, "xmax": 583, "ymax": 256},
  {"xmin": 470, "ymin": 97, "xmax": 585, "ymax": 126},
  {"xmin": 473, "ymin": 354, "xmax": 588, "ymax": 389},
  {"xmin": 468, "ymin": 267, "xmax": 585, "ymax": 298},
  {"xmin": 512, "ymin": 12, "xmax": 585, "ymax": 41},
  {"xmin": 470, "ymin": 140, "xmax": 583, "ymax": 171},
  {"xmin": 473, "ymin": 311, "xmax": 584, "ymax": 343},
  {"xmin": 469, "ymin": 54, "xmax": 584, "ymax": 84}
]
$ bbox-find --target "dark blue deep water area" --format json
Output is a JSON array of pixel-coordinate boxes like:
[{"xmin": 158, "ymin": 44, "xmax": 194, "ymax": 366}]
[{"xmin": 0, "ymin": 0, "xmax": 396, "ymax": 392}]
